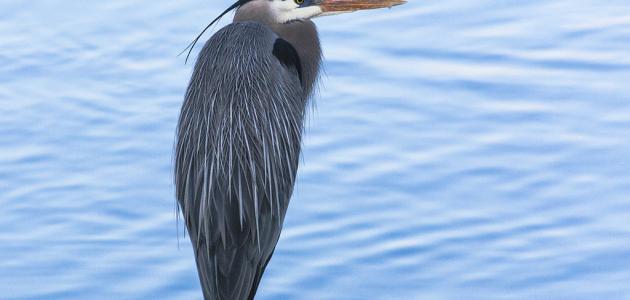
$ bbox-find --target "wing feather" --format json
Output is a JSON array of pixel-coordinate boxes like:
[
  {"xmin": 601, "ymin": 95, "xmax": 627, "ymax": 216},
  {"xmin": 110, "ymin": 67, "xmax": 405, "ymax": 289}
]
[{"xmin": 174, "ymin": 21, "xmax": 306, "ymax": 300}]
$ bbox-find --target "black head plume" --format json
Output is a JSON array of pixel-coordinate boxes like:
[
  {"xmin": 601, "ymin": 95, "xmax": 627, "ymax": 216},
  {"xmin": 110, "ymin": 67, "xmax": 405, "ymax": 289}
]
[{"xmin": 180, "ymin": 0, "xmax": 251, "ymax": 63}]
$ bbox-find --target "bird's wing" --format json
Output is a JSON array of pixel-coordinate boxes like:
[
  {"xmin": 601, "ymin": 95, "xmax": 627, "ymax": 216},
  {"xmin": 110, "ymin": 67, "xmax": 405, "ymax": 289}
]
[{"xmin": 175, "ymin": 21, "xmax": 306, "ymax": 300}]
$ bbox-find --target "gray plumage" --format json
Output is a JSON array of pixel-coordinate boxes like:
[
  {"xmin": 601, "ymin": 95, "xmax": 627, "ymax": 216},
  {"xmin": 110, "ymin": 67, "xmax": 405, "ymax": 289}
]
[
  {"xmin": 174, "ymin": 0, "xmax": 403, "ymax": 298},
  {"xmin": 174, "ymin": 5, "xmax": 321, "ymax": 300}
]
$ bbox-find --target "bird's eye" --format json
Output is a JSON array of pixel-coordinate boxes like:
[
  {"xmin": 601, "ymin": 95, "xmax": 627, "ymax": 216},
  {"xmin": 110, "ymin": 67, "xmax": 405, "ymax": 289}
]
[{"xmin": 294, "ymin": 0, "xmax": 304, "ymax": 5}]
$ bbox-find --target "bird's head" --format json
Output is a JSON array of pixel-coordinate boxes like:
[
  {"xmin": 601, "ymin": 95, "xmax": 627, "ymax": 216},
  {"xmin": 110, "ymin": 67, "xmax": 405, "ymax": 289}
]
[
  {"xmin": 182, "ymin": 0, "xmax": 404, "ymax": 62},
  {"xmin": 255, "ymin": 0, "xmax": 407, "ymax": 23}
]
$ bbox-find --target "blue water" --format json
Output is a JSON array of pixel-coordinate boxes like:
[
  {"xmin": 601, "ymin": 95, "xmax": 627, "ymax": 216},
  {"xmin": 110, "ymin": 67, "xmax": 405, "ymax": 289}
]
[{"xmin": 2, "ymin": 1, "xmax": 630, "ymax": 299}]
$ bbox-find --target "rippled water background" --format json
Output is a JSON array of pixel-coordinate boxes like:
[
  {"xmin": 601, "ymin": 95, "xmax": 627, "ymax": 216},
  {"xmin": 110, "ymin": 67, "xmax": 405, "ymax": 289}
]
[{"xmin": 2, "ymin": 1, "xmax": 630, "ymax": 299}]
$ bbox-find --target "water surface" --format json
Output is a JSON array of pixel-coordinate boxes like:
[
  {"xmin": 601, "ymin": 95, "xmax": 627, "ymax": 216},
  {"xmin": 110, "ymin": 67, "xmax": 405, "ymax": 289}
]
[{"xmin": 2, "ymin": 1, "xmax": 630, "ymax": 299}]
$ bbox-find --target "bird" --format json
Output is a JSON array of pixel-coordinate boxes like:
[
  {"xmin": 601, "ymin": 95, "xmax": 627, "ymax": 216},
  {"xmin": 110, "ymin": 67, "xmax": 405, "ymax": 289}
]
[{"xmin": 174, "ymin": 0, "xmax": 404, "ymax": 299}]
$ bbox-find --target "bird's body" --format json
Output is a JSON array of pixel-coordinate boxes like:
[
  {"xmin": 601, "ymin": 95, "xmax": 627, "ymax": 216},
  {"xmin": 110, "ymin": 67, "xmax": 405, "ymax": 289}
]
[
  {"xmin": 175, "ymin": 15, "xmax": 320, "ymax": 300},
  {"xmin": 174, "ymin": 0, "xmax": 404, "ymax": 299}
]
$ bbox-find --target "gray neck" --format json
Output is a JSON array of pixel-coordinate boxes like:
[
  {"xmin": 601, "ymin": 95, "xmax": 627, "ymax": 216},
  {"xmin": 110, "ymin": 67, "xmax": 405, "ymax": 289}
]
[
  {"xmin": 271, "ymin": 21, "xmax": 321, "ymax": 96},
  {"xmin": 234, "ymin": 4, "xmax": 322, "ymax": 96}
]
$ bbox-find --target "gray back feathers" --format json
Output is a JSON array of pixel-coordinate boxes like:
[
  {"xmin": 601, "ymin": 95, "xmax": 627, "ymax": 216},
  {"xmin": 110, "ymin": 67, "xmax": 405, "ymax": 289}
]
[{"xmin": 174, "ymin": 20, "xmax": 320, "ymax": 300}]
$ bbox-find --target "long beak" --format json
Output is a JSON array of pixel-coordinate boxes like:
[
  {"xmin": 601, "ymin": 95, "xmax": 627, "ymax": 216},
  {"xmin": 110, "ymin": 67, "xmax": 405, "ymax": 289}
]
[{"xmin": 318, "ymin": 0, "xmax": 406, "ymax": 13}]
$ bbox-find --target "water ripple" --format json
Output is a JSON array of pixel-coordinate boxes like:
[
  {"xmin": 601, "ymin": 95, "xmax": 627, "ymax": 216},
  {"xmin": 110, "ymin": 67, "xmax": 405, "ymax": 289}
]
[{"xmin": 2, "ymin": 0, "xmax": 630, "ymax": 299}]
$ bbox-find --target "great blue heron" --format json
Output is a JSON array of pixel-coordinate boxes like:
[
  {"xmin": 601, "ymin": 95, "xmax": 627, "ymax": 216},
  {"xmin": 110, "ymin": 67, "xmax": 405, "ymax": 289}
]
[{"xmin": 174, "ymin": 0, "xmax": 404, "ymax": 298}]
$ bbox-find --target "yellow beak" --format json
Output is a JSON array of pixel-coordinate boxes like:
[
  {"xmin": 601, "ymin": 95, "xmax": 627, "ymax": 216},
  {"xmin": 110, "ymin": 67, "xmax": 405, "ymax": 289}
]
[{"xmin": 318, "ymin": 0, "xmax": 406, "ymax": 13}]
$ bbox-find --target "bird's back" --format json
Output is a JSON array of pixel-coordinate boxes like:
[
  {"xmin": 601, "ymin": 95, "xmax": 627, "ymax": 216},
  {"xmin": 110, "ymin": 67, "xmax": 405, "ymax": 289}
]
[{"xmin": 174, "ymin": 22, "xmax": 306, "ymax": 300}]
